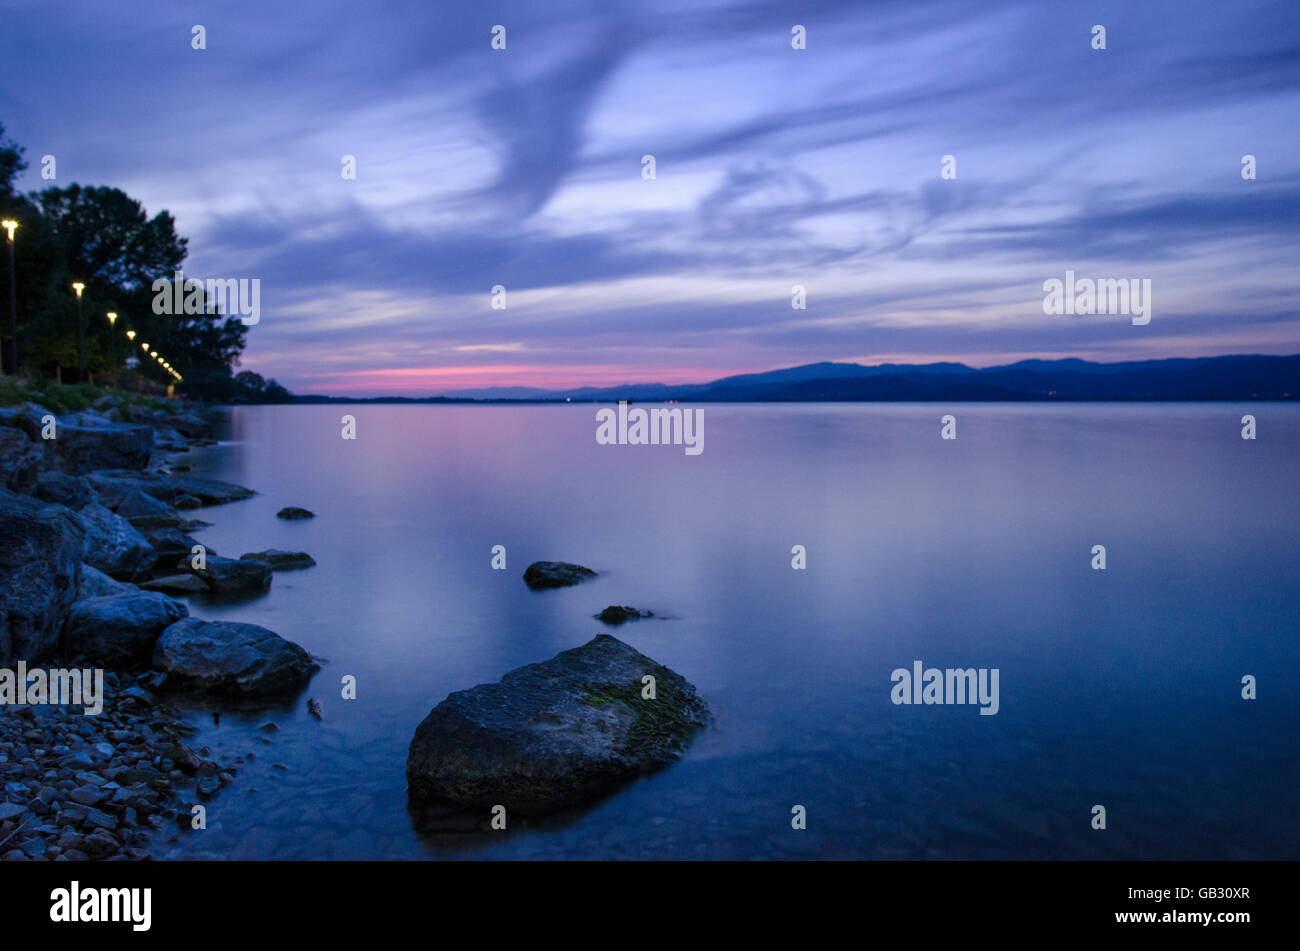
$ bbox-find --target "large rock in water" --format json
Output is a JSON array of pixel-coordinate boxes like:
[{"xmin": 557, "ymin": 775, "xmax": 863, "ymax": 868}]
[
  {"xmin": 0, "ymin": 489, "xmax": 85, "ymax": 663},
  {"xmin": 75, "ymin": 502, "xmax": 158, "ymax": 580},
  {"xmin": 45, "ymin": 418, "xmax": 153, "ymax": 474},
  {"xmin": 152, "ymin": 618, "xmax": 319, "ymax": 696},
  {"xmin": 522, "ymin": 561, "xmax": 597, "ymax": 590},
  {"xmin": 64, "ymin": 591, "xmax": 188, "ymax": 665},
  {"xmin": 406, "ymin": 634, "xmax": 710, "ymax": 814}
]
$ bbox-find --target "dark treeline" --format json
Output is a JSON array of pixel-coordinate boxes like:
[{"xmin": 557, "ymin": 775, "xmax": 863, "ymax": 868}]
[{"xmin": 0, "ymin": 123, "xmax": 288, "ymax": 403}]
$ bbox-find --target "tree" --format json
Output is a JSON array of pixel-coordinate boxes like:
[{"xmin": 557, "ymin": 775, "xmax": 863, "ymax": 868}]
[{"xmin": 0, "ymin": 123, "xmax": 26, "ymax": 197}]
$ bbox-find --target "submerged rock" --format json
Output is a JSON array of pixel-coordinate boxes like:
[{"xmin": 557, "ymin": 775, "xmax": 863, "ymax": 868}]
[
  {"xmin": 64, "ymin": 591, "xmax": 188, "ymax": 665},
  {"xmin": 406, "ymin": 634, "xmax": 709, "ymax": 814},
  {"xmin": 276, "ymin": 506, "xmax": 314, "ymax": 520},
  {"xmin": 595, "ymin": 605, "xmax": 654, "ymax": 626},
  {"xmin": 522, "ymin": 561, "xmax": 597, "ymax": 590},
  {"xmin": 151, "ymin": 618, "xmax": 319, "ymax": 697},
  {"xmin": 239, "ymin": 549, "xmax": 316, "ymax": 570}
]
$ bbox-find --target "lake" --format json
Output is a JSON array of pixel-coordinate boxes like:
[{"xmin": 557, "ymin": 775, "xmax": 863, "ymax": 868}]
[{"xmin": 147, "ymin": 403, "xmax": 1300, "ymax": 859}]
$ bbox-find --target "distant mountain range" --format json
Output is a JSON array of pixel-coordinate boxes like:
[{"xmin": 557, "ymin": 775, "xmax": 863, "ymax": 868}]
[{"xmin": 294, "ymin": 354, "xmax": 1300, "ymax": 403}]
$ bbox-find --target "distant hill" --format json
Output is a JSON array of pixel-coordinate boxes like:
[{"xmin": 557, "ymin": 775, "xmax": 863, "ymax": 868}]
[{"xmin": 294, "ymin": 354, "xmax": 1300, "ymax": 403}]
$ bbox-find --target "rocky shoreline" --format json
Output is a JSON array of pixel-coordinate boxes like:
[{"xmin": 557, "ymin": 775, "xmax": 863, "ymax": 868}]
[
  {"xmin": 2, "ymin": 393, "xmax": 713, "ymax": 859},
  {"xmin": 0, "ymin": 394, "xmax": 318, "ymax": 861}
]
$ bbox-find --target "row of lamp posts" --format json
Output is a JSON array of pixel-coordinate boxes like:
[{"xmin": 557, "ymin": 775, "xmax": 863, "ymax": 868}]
[{"xmin": 0, "ymin": 218, "xmax": 182, "ymax": 384}]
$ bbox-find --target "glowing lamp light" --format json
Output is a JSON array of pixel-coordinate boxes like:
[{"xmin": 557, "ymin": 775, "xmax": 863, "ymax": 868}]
[
  {"xmin": 126, "ymin": 330, "xmax": 136, "ymax": 341},
  {"xmin": 72, "ymin": 282, "xmax": 85, "ymax": 298},
  {"xmin": 141, "ymin": 342, "xmax": 149, "ymax": 352},
  {"xmin": 106, "ymin": 311, "xmax": 117, "ymax": 326},
  {"xmin": 1, "ymin": 220, "xmax": 16, "ymax": 241}
]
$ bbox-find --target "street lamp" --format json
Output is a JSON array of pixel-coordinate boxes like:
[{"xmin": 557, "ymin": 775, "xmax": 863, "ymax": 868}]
[
  {"xmin": 1, "ymin": 219, "xmax": 16, "ymax": 376},
  {"xmin": 106, "ymin": 312, "xmax": 117, "ymax": 374},
  {"xmin": 71, "ymin": 282, "xmax": 85, "ymax": 382}
]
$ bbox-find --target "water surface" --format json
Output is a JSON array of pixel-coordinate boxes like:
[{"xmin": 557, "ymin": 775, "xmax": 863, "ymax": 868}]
[{"xmin": 151, "ymin": 403, "xmax": 1300, "ymax": 860}]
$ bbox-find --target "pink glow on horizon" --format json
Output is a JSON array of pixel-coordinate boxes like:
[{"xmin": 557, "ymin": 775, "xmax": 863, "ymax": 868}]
[{"xmin": 307, "ymin": 364, "xmax": 741, "ymax": 395}]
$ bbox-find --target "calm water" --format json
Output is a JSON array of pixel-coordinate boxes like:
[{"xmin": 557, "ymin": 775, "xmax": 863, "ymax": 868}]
[{"xmin": 149, "ymin": 403, "xmax": 1300, "ymax": 860}]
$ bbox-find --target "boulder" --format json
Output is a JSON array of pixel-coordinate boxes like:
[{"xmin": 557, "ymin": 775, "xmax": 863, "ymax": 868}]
[
  {"xmin": 153, "ymin": 428, "xmax": 188, "ymax": 452},
  {"xmin": 0, "ymin": 402, "xmax": 55, "ymax": 442},
  {"xmin": 276, "ymin": 506, "xmax": 314, "ymax": 520},
  {"xmin": 45, "ymin": 418, "xmax": 153, "ymax": 474},
  {"xmin": 144, "ymin": 527, "xmax": 204, "ymax": 562},
  {"xmin": 169, "ymin": 476, "xmax": 253, "ymax": 505},
  {"xmin": 75, "ymin": 564, "xmax": 133, "ymax": 600},
  {"xmin": 31, "ymin": 471, "xmax": 97, "ymax": 510},
  {"xmin": 240, "ymin": 549, "xmax": 316, "ymax": 570},
  {"xmin": 0, "ymin": 427, "xmax": 42, "ymax": 492},
  {"xmin": 75, "ymin": 503, "xmax": 158, "ymax": 579},
  {"xmin": 151, "ymin": 618, "xmax": 319, "ymax": 697},
  {"xmin": 86, "ymin": 470, "xmax": 253, "ymax": 507},
  {"xmin": 163, "ymin": 411, "xmax": 213, "ymax": 440},
  {"xmin": 406, "ymin": 634, "xmax": 709, "ymax": 814},
  {"xmin": 111, "ymin": 488, "xmax": 181, "ymax": 529},
  {"xmin": 185, "ymin": 555, "xmax": 271, "ymax": 594},
  {"xmin": 141, "ymin": 574, "xmax": 210, "ymax": 595},
  {"xmin": 522, "ymin": 561, "xmax": 598, "ymax": 590},
  {"xmin": 0, "ymin": 489, "xmax": 85, "ymax": 662},
  {"xmin": 64, "ymin": 591, "xmax": 188, "ymax": 665},
  {"xmin": 595, "ymin": 605, "xmax": 654, "ymax": 626}
]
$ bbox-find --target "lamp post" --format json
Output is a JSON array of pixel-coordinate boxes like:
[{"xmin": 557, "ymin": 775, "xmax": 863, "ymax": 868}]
[
  {"xmin": 2, "ymin": 220, "xmax": 16, "ymax": 376},
  {"xmin": 71, "ymin": 282, "xmax": 85, "ymax": 382},
  {"xmin": 106, "ymin": 312, "xmax": 117, "ymax": 376}
]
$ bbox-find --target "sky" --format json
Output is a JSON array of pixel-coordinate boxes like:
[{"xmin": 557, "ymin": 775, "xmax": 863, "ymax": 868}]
[{"xmin": 2, "ymin": 0, "xmax": 1298, "ymax": 395}]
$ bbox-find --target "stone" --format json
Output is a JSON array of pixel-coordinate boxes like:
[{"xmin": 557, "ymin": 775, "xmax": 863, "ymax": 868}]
[
  {"xmin": 276, "ymin": 506, "xmax": 314, "ymax": 520},
  {"xmin": 406, "ymin": 634, "xmax": 709, "ymax": 814},
  {"xmin": 140, "ymin": 574, "xmax": 210, "ymax": 595},
  {"xmin": 239, "ymin": 549, "xmax": 316, "ymax": 570},
  {"xmin": 0, "ymin": 427, "xmax": 44, "ymax": 493},
  {"xmin": 75, "ymin": 563, "xmax": 133, "ymax": 600},
  {"xmin": 595, "ymin": 605, "xmax": 654, "ymax": 625},
  {"xmin": 45, "ymin": 418, "xmax": 153, "ymax": 475},
  {"xmin": 63, "ymin": 591, "xmax": 188, "ymax": 665},
  {"xmin": 522, "ymin": 561, "xmax": 598, "ymax": 590},
  {"xmin": 151, "ymin": 618, "xmax": 319, "ymax": 697},
  {"xmin": 0, "ymin": 489, "xmax": 85, "ymax": 663},
  {"xmin": 75, "ymin": 502, "xmax": 158, "ymax": 579},
  {"xmin": 187, "ymin": 555, "xmax": 271, "ymax": 594},
  {"xmin": 31, "ymin": 471, "xmax": 97, "ymax": 509}
]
